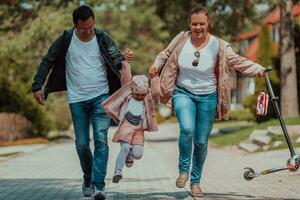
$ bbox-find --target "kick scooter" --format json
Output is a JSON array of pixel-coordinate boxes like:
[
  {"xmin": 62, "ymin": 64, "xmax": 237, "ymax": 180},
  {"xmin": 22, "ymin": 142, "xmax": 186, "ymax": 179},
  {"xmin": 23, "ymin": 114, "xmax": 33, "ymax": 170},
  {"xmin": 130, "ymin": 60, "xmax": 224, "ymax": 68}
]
[{"xmin": 243, "ymin": 67, "xmax": 300, "ymax": 181}]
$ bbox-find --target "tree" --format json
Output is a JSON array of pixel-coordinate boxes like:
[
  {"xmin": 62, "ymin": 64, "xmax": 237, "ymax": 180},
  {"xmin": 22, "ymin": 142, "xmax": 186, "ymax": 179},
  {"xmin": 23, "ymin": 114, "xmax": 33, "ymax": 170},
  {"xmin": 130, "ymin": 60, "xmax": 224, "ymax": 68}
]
[
  {"xmin": 154, "ymin": 0, "xmax": 200, "ymax": 41},
  {"xmin": 279, "ymin": 0, "xmax": 299, "ymax": 118},
  {"xmin": 154, "ymin": 0, "xmax": 274, "ymax": 42},
  {"xmin": 0, "ymin": 1, "xmax": 169, "ymax": 135},
  {"xmin": 295, "ymin": 22, "xmax": 300, "ymax": 109},
  {"xmin": 94, "ymin": 1, "xmax": 169, "ymax": 74}
]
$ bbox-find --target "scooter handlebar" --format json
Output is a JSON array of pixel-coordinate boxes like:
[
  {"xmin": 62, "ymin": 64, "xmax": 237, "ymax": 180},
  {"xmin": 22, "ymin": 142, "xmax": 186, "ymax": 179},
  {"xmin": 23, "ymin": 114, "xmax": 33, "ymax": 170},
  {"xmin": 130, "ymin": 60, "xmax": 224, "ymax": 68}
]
[{"xmin": 264, "ymin": 66, "xmax": 272, "ymax": 73}]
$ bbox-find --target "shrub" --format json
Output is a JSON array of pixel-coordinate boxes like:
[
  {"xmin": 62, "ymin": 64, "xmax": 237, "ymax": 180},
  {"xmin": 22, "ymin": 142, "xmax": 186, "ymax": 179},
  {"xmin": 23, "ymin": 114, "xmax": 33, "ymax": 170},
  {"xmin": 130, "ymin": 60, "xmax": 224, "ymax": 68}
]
[
  {"xmin": 52, "ymin": 102, "xmax": 72, "ymax": 131},
  {"xmin": 0, "ymin": 75, "xmax": 52, "ymax": 136},
  {"xmin": 229, "ymin": 108, "xmax": 255, "ymax": 121}
]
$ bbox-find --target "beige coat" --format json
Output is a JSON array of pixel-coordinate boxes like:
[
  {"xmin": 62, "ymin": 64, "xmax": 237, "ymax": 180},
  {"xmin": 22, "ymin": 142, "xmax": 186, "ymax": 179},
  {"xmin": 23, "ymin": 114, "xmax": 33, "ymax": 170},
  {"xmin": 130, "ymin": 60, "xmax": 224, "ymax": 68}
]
[
  {"xmin": 101, "ymin": 62, "xmax": 160, "ymax": 132},
  {"xmin": 153, "ymin": 31, "xmax": 264, "ymax": 120}
]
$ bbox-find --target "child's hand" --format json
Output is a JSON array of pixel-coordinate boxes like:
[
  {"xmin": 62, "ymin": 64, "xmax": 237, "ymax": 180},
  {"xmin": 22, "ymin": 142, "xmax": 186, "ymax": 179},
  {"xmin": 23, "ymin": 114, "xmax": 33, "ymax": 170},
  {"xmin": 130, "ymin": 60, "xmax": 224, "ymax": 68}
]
[
  {"xmin": 124, "ymin": 48, "xmax": 135, "ymax": 63},
  {"xmin": 149, "ymin": 65, "xmax": 159, "ymax": 78}
]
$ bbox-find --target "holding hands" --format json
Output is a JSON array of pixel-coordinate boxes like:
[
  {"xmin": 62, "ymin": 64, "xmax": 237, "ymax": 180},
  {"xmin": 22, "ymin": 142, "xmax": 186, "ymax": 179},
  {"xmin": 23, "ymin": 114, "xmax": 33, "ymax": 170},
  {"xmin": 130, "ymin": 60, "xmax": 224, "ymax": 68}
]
[
  {"xmin": 149, "ymin": 65, "xmax": 159, "ymax": 79},
  {"xmin": 124, "ymin": 48, "xmax": 135, "ymax": 63}
]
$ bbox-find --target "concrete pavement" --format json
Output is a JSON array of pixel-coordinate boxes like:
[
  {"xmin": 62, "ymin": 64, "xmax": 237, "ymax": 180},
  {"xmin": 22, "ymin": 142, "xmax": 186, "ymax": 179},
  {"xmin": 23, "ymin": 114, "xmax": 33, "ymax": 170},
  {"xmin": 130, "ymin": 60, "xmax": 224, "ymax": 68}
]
[{"xmin": 0, "ymin": 122, "xmax": 299, "ymax": 200}]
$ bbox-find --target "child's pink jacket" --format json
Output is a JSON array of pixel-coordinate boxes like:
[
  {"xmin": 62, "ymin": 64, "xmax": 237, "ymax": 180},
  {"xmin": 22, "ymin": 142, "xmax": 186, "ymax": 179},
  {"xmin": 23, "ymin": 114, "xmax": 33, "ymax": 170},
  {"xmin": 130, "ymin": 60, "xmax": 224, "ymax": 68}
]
[{"xmin": 101, "ymin": 62, "xmax": 160, "ymax": 132}]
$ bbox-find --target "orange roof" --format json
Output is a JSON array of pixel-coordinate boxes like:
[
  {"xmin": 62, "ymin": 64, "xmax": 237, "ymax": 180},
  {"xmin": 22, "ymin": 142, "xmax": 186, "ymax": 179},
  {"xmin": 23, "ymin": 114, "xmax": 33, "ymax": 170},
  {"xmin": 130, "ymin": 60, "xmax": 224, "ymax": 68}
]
[
  {"xmin": 243, "ymin": 39, "xmax": 279, "ymax": 62},
  {"xmin": 263, "ymin": 3, "xmax": 300, "ymax": 24},
  {"xmin": 293, "ymin": 2, "xmax": 300, "ymax": 16},
  {"xmin": 263, "ymin": 5, "xmax": 280, "ymax": 24},
  {"xmin": 235, "ymin": 27, "xmax": 261, "ymax": 41},
  {"xmin": 244, "ymin": 37, "xmax": 259, "ymax": 62},
  {"xmin": 236, "ymin": 2, "xmax": 300, "ymax": 40},
  {"xmin": 236, "ymin": 2, "xmax": 300, "ymax": 62}
]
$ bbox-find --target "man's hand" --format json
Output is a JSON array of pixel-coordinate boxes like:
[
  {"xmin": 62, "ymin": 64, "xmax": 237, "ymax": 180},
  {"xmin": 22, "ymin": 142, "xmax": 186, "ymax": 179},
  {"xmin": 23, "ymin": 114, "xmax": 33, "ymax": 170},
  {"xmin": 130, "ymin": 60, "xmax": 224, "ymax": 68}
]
[
  {"xmin": 33, "ymin": 90, "xmax": 45, "ymax": 105},
  {"xmin": 124, "ymin": 48, "xmax": 135, "ymax": 63},
  {"xmin": 149, "ymin": 65, "xmax": 159, "ymax": 79}
]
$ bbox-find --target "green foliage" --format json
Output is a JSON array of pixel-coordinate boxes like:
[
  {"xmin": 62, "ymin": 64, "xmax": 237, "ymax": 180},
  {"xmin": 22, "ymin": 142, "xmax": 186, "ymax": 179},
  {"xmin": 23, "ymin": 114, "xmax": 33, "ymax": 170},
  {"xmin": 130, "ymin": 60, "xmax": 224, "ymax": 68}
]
[
  {"xmin": 94, "ymin": 1, "xmax": 169, "ymax": 74},
  {"xmin": 0, "ymin": 75, "xmax": 52, "ymax": 135},
  {"xmin": 154, "ymin": 0, "xmax": 273, "ymax": 42},
  {"xmin": 0, "ymin": 6, "xmax": 72, "ymax": 85},
  {"xmin": 46, "ymin": 94, "xmax": 72, "ymax": 131},
  {"xmin": 0, "ymin": 1, "xmax": 168, "ymax": 135},
  {"xmin": 258, "ymin": 24, "xmax": 274, "ymax": 67},
  {"xmin": 0, "ymin": 2, "xmax": 76, "ymax": 135},
  {"xmin": 229, "ymin": 108, "xmax": 255, "ymax": 121},
  {"xmin": 154, "ymin": 0, "xmax": 198, "ymax": 41}
]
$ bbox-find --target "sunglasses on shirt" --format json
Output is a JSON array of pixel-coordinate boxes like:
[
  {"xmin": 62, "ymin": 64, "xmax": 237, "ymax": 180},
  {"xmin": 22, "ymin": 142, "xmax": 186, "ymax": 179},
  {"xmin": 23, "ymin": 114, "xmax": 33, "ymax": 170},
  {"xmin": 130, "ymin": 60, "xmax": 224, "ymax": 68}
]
[{"xmin": 192, "ymin": 51, "xmax": 200, "ymax": 67}]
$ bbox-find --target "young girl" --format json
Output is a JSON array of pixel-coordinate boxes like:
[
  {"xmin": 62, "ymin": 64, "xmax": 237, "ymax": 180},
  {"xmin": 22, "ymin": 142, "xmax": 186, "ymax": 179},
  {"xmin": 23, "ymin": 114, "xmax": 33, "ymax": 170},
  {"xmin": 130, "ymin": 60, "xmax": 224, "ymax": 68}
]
[{"xmin": 101, "ymin": 61, "xmax": 160, "ymax": 183}]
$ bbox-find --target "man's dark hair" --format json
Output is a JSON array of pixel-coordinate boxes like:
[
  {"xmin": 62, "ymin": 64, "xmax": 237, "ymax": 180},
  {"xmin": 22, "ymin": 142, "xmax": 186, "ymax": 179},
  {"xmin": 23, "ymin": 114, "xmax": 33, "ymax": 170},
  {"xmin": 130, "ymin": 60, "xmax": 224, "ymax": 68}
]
[{"xmin": 72, "ymin": 5, "xmax": 94, "ymax": 25}]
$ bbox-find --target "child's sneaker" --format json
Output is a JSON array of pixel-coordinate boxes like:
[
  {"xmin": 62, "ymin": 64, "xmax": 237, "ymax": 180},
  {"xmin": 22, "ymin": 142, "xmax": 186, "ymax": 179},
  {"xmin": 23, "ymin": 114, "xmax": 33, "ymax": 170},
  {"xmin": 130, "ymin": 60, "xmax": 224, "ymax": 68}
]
[
  {"xmin": 112, "ymin": 171, "xmax": 123, "ymax": 183},
  {"xmin": 125, "ymin": 153, "xmax": 134, "ymax": 167}
]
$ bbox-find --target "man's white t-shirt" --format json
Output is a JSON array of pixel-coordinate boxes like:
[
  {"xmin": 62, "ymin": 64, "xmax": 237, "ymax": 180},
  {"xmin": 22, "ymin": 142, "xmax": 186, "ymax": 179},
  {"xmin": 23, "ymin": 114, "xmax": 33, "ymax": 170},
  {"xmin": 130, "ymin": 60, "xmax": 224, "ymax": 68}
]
[{"xmin": 65, "ymin": 30, "xmax": 109, "ymax": 103}]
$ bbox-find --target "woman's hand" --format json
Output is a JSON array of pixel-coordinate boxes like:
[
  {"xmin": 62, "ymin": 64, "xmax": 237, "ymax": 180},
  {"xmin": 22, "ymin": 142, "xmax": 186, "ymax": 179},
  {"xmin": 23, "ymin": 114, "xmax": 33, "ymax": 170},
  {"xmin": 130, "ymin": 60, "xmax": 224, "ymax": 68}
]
[
  {"xmin": 258, "ymin": 70, "xmax": 265, "ymax": 78},
  {"xmin": 149, "ymin": 65, "xmax": 159, "ymax": 78},
  {"xmin": 124, "ymin": 48, "xmax": 135, "ymax": 63}
]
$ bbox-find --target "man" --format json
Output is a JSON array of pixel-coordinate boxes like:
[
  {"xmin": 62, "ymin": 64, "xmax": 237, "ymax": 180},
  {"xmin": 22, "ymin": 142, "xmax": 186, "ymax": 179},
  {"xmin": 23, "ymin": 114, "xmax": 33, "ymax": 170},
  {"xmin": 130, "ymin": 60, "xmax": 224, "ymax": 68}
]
[{"xmin": 32, "ymin": 5, "xmax": 134, "ymax": 200}]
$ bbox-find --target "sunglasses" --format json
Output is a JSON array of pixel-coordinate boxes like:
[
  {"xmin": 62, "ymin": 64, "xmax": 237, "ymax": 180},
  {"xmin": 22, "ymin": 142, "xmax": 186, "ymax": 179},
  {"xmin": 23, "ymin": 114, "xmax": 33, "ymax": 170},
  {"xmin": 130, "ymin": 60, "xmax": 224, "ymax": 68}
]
[
  {"xmin": 77, "ymin": 23, "xmax": 95, "ymax": 33},
  {"xmin": 192, "ymin": 51, "xmax": 200, "ymax": 67}
]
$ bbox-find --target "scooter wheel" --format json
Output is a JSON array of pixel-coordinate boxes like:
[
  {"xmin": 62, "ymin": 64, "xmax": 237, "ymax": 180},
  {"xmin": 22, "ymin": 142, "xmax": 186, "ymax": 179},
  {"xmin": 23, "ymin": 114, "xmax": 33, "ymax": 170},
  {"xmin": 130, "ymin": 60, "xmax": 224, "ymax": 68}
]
[{"xmin": 243, "ymin": 168, "xmax": 255, "ymax": 181}]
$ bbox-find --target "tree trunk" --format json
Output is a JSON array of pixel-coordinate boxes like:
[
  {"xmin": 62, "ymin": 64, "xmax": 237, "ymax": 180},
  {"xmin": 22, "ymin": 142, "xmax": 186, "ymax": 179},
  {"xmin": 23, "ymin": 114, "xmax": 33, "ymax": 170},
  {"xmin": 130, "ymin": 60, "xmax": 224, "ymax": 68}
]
[{"xmin": 280, "ymin": 0, "xmax": 299, "ymax": 118}]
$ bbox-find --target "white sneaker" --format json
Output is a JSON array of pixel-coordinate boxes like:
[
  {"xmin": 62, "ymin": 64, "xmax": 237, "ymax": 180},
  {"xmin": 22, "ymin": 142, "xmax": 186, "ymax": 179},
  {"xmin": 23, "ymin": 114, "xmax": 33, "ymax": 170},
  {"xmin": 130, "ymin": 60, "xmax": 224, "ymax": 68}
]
[
  {"xmin": 93, "ymin": 189, "xmax": 106, "ymax": 200},
  {"xmin": 81, "ymin": 180, "xmax": 93, "ymax": 197},
  {"xmin": 112, "ymin": 171, "xmax": 123, "ymax": 183}
]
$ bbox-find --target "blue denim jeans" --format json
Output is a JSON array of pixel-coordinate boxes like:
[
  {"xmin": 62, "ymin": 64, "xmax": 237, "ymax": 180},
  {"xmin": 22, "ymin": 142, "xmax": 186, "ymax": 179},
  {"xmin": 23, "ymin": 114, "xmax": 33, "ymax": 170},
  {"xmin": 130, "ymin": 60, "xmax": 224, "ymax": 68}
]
[
  {"xmin": 173, "ymin": 86, "xmax": 217, "ymax": 185},
  {"xmin": 69, "ymin": 94, "xmax": 110, "ymax": 191}
]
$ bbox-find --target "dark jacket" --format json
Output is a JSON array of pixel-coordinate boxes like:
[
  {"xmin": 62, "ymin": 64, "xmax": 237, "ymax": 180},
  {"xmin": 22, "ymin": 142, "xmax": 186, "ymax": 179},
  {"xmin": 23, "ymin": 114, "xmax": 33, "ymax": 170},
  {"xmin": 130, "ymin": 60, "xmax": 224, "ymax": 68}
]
[{"xmin": 31, "ymin": 28, "xmax": 123, "ymax": 99}]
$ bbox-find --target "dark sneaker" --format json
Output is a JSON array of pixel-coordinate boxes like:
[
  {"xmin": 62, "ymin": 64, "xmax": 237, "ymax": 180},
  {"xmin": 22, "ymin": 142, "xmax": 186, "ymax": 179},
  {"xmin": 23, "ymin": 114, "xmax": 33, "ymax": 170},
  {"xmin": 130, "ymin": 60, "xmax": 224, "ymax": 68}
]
[
  {"xmin": 82, "ymin": 180, "xmax": 93, "ymax": 197},
  {"xmin": 93, "ymin": 189, "xmax": 106, "ymax": 200},
  {"xmin": 112, "ymin": 171, "xmax": 123, "ymax": 183}
]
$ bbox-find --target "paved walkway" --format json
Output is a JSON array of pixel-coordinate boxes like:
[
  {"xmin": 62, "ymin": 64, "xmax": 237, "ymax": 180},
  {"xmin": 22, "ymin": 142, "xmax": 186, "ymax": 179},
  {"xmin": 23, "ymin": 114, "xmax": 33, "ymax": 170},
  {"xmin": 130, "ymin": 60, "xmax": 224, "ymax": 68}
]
[{"xmin": 0, "ymin": 122, "xmax": 300, "ymax": 200}]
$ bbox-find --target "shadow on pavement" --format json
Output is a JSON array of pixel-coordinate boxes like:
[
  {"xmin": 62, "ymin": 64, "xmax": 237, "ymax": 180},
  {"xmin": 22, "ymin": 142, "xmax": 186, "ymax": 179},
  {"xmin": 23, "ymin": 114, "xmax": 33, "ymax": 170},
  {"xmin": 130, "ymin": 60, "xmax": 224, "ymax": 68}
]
[
  {"xmin": 0, "ymin": 178, "xmax": 190, "ymax": 200},
  {"xmin": 107, "ymin": 191, "xmax": 189, "ymax": 199},
  {"xmin": 146, "ymin": 138, "xmax": 178, "ymax": 142},
  {"xmin": 0, "ymin": 179, "xmax": 83, "ymax": 200},
  {"xmin": 106, "ymin": 175, "xmax": 174, "ymax": 183},
  {"xmin": 203, "ymin": 192, "xmax": 300, "ymax": 200}
]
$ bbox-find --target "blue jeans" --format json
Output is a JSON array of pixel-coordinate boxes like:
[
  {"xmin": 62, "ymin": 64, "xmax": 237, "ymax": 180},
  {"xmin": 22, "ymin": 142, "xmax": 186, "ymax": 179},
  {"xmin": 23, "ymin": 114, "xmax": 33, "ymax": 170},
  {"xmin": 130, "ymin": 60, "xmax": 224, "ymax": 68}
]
[
  {"xmin": 173, "ymin": 86, "xmax": 217, "ymax": 185},
  {"xmin": 69, "ymin": 94, "xmax": 110, "ymax": 191}
]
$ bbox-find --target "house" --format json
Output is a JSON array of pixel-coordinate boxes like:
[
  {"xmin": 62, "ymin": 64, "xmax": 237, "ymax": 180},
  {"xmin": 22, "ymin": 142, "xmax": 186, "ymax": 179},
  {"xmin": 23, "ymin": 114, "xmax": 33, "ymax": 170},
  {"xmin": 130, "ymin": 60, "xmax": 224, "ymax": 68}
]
[{"xmin": 231, "ymin": 2, "xmax": 300, "ymax": 108}]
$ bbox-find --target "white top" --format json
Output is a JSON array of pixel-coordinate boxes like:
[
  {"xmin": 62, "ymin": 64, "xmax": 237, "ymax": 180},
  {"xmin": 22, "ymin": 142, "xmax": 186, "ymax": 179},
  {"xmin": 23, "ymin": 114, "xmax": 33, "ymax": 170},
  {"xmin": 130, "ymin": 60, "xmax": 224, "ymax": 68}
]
[
  {"xmin": 65, "ymin": 31, "xmax": 109, "ymax": 103},
  {"xmin": 176, "ymin": 35, "xmax": 218, "ymax": 95},
  {"xmin": 127, "ymin": 97, "xmax": 144, "ymax": 116}
]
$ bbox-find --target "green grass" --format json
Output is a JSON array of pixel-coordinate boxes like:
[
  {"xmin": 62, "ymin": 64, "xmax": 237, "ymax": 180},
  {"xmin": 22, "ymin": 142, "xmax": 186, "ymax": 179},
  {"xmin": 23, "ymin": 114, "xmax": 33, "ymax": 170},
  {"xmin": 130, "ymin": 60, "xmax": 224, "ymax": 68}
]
[
  {"xmin": 0, "ymin": 152, "xmax": 21, "ymax": 157},
  {"xmin": 213, "ymin": 120, "xmax": 254, "ymax": 129},
  {"xmin": 210, "ymin": 117, "xmax": 300, "ymax": 150}
]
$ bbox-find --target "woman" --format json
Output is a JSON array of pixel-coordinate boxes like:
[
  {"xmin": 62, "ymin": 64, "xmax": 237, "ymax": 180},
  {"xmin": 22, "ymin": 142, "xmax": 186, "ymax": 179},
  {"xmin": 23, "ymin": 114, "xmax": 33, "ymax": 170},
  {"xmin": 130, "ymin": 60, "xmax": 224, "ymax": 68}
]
[{"xmin": 149, "ymin": 5, "xmax": 264, "ymax": 197}]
